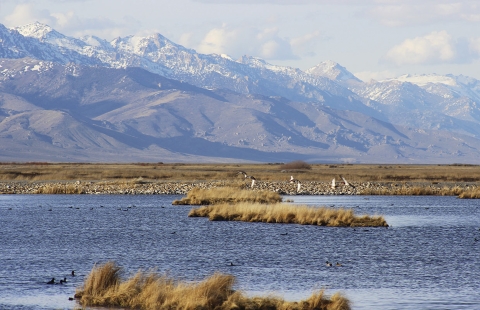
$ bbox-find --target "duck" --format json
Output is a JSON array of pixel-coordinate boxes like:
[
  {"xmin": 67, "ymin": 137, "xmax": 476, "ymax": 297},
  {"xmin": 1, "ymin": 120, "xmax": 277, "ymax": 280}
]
[
  {"xmin": 71, "ymin": 271, "xmax": 75, "ymax": 276},
  {"xmin": 47, "ymin": 278, "xmax": 55, "ymax": 284},
  {"xmin": 336, "ymin": 262, "xmax": 342, "ymax": 267},
  {"xmin": 326, "ymin": 261, "xmax": 332, "ymax": 267}
]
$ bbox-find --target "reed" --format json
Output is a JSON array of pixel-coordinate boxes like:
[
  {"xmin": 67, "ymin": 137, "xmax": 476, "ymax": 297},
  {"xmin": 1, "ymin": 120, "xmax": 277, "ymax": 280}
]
[
  {"xmin": 458, "ymin": 187, "xmax": 480, "ymax": 198},
  {"xmin": 172, "ymin": 187, "xmax": 282, "ymax": 205},
  {"xmin": 189, "ymin": 203, "xmax": 388, "ymax": 227},
  {"xmin": 75, "ymin": 261, "xmax": 351, "ymax": 310}
]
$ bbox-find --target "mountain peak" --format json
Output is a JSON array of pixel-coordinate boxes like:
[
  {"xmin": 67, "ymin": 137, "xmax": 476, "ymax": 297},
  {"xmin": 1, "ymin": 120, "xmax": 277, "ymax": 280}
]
[
  {"xmin": 306, "ymin": 60, "xmax": 361, "ymax": 82},
  {"xmin": 15, "ymin": 22, "xmax": 56, "ymax": 41}
]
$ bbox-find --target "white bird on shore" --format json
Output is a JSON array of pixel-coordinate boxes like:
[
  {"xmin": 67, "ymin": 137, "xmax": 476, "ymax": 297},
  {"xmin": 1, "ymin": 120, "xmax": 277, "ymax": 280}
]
[
  {"xmin": 331, "ymin": 178, "xmax": 336, "ymax": 189},
  {"xmin": 249, "ymin": 176, "xmax": 256, "ymax": 188},
  {"xmin": 238, "ymin": 171, "xmax": 256, "ymax": 188},
  {"xmin": 290, "ymin": 175, "xmax": 301, "ymax": 192},
  {"xmin": 340, "ymin": 175, "xmax": 355, "ymax": 188}
]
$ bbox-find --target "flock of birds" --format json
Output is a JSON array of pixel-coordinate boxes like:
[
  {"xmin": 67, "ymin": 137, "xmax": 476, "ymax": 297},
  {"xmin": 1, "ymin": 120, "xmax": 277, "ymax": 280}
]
[
  {"xmin": 46, "ymin": 270, "xmax": 75, "ymax": 285},
  {"xmin": 238, "ymin": 171, "xmax": 355, "ymax": 193}
]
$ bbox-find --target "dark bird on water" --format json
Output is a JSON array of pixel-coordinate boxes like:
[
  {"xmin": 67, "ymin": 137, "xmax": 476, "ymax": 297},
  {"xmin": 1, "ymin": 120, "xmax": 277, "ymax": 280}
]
[
  {"xmin": 326, "ymin": 261, "xmax": 332, "ymax": 267},
  {"xmin": 71, "ymin": 271, "xmax": 75, "ymax": 276},
  {"xmin": 47, "ymin": 278, "xmax": 55, "ymax": 284},
  {"xmin": 280, "ymin": 232, "xmax": 288, "ymax": 236}
]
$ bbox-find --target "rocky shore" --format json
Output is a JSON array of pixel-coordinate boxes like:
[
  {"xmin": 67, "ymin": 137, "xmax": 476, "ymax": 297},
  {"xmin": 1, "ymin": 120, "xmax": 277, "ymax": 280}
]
[{"xmin": 0, "ymin": 180, "xmax": 477, "ymax": 196}]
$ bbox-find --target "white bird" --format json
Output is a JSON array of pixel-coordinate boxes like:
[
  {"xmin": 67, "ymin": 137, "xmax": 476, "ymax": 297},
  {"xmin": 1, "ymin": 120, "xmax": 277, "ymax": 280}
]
[
  {"xmin": 238, "ymin": 171, "xmax": 256, "ymax": 188},
  {"xmin": 340, "ymin": 175, "xmax": 355, "ymax": 188},
  {"xmin": 290, "ymin": 175, "xmax": 301, "ymax": 192},
  {"xmin": 250, "ymin": 176, "xmax": 256, "ymax": 188},
  {"xmin": 331, "ymin": 178, "xmax": 336, "ymax": 189},
  {"xmin": 237, "ymin": 171, "xmax": 248, "ymax": 178}
]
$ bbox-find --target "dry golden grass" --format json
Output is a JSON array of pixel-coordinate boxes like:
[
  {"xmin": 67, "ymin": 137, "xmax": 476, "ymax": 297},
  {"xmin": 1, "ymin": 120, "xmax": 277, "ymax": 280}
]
[
  {"xmin": 34, "ymin": 183, "xmax": 84, "ymax": 194},
  {"xmin": 75, "ymin": 261, "xmax": 350, "ymax": 310},
  {"xmin": 458, "ymin": 187, "xmax": 480, "ymax": 198},
  {"xmin": 1, "ymin": 162, "xmax": 480, "ymax": 183},
  {"xmin": 172, "ymin": 187, "xmax": 282, "ymax": 205},
  {"xmin": 189, "ymin": 203, "xmax": 388, "ymax": 227}
]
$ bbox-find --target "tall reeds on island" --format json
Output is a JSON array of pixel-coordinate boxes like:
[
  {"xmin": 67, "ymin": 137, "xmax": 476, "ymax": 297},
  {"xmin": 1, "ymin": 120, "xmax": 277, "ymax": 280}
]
[
  {"xmin": 458, "ymin": 187, "xmax": 480, "ymax": 198},
  {"xmin": 75, "ymin": 261, "xmax": 351, "ymax": 310},
  {"xmin": 172, "ymin": 187, "xmax": 282, "ymax": 205},
  {"xmin": 189, "ymin": 203, "xmax": 388, "ymax": 227}
]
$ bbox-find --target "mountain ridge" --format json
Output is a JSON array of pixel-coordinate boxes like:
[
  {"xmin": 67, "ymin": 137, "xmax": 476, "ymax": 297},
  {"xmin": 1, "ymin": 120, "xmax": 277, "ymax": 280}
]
[{"xmin": 1, "ymin": 22, "xmax": 480, "ymax": 163}]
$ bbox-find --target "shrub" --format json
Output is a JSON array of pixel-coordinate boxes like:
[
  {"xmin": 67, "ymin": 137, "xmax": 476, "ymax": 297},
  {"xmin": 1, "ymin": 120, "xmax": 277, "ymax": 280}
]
[{"xmin": 280, "ymin": 160, "xmax": 312, "ymax": 170}]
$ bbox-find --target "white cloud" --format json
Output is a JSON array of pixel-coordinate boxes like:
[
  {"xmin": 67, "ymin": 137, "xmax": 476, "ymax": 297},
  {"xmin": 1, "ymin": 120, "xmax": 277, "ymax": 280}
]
[
  {"xmin": 3, "ymin": 3, "xmax": 139, "ymax": 40},
  {"xmin": 4, "ymin": 4, "xmax": 57, "ymax": 27},
  {"xmin": 367, "ymin": 2, "xmax": 480, "ymax": 27},
  {"xmin": 383, "ymin": 31, "xmax": 480, "ymax": 65},
  {"xmin": 197, "ymin": 24, "xmax": 297, "ymax": 60}
]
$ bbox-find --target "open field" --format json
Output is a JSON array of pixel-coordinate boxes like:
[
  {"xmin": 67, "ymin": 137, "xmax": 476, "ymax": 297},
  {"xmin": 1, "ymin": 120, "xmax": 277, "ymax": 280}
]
[
  {"xmin": 1, "ymin": 162, "xmax": 480, "ymax": 182},
  {"xmin": 74, "ymin": 261, "xmax": 350, "ymax": 310},
  {"xmin": 0, "ymin": 162, "xmax": 479, "ymax": 196}
]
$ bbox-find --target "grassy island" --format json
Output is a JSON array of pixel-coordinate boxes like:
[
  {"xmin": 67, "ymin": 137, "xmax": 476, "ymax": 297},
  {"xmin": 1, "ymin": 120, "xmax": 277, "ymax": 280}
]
[
  {"xmin": 172, "ymin": 187, "xmax": 282, "ymax": 205},
  {"xmin": 189, "ymin": 203, "xmax": 388, "ymax": 227},
  {"xmin": 74, "ymin": 261, "xmax": 350, "ymax": 310}
]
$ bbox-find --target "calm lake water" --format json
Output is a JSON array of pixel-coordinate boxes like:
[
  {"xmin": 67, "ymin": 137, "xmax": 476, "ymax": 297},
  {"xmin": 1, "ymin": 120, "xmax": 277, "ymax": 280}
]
[{"xmin": 0, "ymin": 194, "xmax": 479, "ymax": 309}]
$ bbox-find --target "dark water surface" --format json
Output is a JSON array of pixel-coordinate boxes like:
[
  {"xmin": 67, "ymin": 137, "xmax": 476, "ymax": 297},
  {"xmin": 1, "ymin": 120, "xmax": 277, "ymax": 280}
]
[{"xmin": 0, "ymin": 195, "xmax": 479, "ymax": 309}]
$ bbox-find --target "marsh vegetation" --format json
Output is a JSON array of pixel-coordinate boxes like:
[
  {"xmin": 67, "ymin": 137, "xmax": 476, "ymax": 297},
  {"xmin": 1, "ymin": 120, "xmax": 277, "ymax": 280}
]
[
  {"xmin": 172, "ymin": 187, "xmax": 282, "ymax": 205},
  {"xmin": 74, "ymin": 261, "xmax": 351, "ymax": 310},
  {"xmin": 188, "ymin": 203, "xmax": 388, "ymax": 227},
  {"xmin": 1, "ymin": 162, "xmax": 480, "ymax": 183}
]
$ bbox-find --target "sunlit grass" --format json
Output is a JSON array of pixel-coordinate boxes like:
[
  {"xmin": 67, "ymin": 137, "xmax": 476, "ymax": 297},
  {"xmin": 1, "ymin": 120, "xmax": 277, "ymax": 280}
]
[
  {"xmin": 74, "ymin": 261, "xmax": 351, "ymax": 310},
  {"xmin": 189, "ymin": 202, "xmax": 388, "ymax": 227},
  {"xmin": 458, "ymin": 187, "xmax": 480, "ymax": 198},
  {"xmin": 172, "ymin": 187, "xmax": 282, "ymax": 205}
]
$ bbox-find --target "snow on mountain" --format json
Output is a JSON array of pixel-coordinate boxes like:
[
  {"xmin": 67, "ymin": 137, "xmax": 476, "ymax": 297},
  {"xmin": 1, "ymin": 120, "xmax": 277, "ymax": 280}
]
[
  {"xmin": 0, "ymin": 58, "xmax": 479, "ymax": 163},
  {"xmin": 2, "ymin": 22, "xmax": 480, "ymax": 162},
  {"xmin": 306, "ymin": 60, "xmax": 361, "ymax": 83}
]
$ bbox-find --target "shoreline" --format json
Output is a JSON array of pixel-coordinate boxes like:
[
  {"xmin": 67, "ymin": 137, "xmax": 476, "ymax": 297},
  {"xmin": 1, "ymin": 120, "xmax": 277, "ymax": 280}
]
[{"xmin": 0, "ymin": 180, "xmax": 477, "ymax": 196}]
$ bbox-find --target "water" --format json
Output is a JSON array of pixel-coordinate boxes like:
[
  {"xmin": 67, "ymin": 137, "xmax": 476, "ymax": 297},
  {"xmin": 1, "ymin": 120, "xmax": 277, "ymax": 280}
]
[{"xmin": 0, "ymin": 194, "xmax": 479, "ymax": 309}]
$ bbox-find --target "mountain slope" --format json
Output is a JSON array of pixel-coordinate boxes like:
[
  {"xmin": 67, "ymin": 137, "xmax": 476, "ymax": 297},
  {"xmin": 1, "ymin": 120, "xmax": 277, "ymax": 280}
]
[{"xmin": 1, "ymin": 58, "xmax": 480, "ymax": 163}]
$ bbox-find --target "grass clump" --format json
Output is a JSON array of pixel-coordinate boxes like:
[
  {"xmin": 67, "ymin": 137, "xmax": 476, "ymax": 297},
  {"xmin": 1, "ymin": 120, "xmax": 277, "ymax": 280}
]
[
  {"xmin": 189, "ymin": 203, "xmax": 388, "ymax": 227},
  {"xmin": 458, "ymin": 187, "xmax": 480, "ymax": 198},
  {"xmin": 172, "ymin": 187, "xmax": 282, "ymax": 205},
  {"xmin": 280, "ymin": 160, "xmax": 312, "ymax": 170},
  {"xmin": 75, "ymin": 261, "xmax": 351, "ymax": 310}
]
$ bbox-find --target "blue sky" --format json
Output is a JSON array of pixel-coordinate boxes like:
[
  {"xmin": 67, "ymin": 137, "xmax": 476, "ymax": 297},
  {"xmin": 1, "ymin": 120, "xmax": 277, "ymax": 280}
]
[{"xmin": 1, "ymin": 0, "xmax": 480, "ymax": 80}]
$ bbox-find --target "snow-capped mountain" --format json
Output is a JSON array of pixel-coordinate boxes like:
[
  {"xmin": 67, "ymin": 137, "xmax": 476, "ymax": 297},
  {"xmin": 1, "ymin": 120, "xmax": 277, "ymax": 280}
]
[
  {"xmin": 2, "ymin": 22, "xmax": 480, "ymax": 163},
  {"xmin": 306, "ymin": 60, "xmax": 361, "ymax": 83}
]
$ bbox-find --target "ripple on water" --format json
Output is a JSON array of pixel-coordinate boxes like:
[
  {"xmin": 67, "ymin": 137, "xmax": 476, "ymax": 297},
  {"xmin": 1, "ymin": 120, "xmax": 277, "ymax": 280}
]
[{"xmin": 0, "ymin": 194, "xmax": 479, "ymax": 309}]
